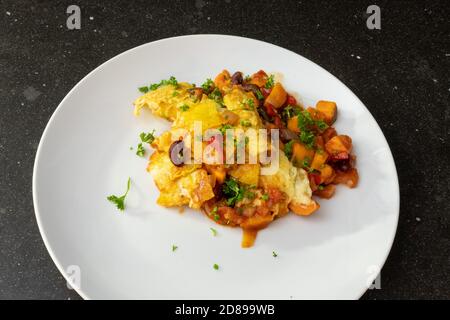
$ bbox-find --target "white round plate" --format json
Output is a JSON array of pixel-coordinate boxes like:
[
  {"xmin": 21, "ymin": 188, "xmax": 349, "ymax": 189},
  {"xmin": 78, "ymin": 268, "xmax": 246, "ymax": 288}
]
[{"xmin": 33, "ymin": 35, "xmax": 399, "ymax": 300}]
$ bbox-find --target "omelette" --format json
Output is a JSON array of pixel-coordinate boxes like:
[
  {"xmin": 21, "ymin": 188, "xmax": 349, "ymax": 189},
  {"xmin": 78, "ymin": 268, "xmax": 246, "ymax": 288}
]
[{"xmin": 133, "ymin": 70, "xmax": 358, "ymax": 247}]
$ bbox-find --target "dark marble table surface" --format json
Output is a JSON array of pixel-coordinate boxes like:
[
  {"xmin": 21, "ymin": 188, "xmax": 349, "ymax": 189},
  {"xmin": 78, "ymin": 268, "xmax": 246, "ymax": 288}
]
[{"xmin": 0, "ymin": 0, "xmax": 448, "ymax": 299}]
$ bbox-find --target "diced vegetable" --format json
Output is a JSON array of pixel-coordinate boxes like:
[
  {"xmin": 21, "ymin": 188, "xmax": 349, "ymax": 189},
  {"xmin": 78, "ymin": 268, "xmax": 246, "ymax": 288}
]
[
  {"xmin": 240, "ymin": 214, "xmax": 274, "ymax": 229},
  {"xmin": 314, "ymin": 184, "xmax": 336, "ymax": 199},
  {"xmin": 333, "ymin": 168, "xmax": 359, "ymax": 188},
  {"xmin": 306, "ymin": 107, "xmax": 326, "ymax": 122},
  {"xmin": 214, "ymin": 70, "xmax": 231, "ymax": 91},
  {"xmin": 321, "ymin": 127, "xmax": 337, "ymax": 143},
  {"xmin": 229, "ymin": 164, "xmax": 260, "ymax": 186},
  {"xmin": 249, "ymin": 70, "xmax": 268, "ymax": 87},
  {"xmin": 264, "ymin": 83, "xmax": 287, "ymax": 109},
  {"xmin": 325, "ymin": 135, "xmax": 352, "ymax": 159},
  {"xmin": 311, "ymin": 149, "xmax": 329, "ymax": 170},
  {"xmin": 287, "ymin": 116, "xmax": 300, "ymax": 133},
  {"xmin": 319, "ymin": 164, "xmax": 336, "ymax": 184},
  {"xmin": 291, "ymin": 142, "xmax": 315, "ymax": 166},
  {"xmin": 316, "ymin": 100, "xmax": 337, "ymax": 125},
  {"xmin": 289, "ymin": 201, "xmax": 320, "ymax": 216},
  {"xmin": 286, "ymin": 95, "xmax": 297, "ymax": 106},
  {"xmin": 205, "ymin": 165, "xmax": 226, "ymax": 184}
]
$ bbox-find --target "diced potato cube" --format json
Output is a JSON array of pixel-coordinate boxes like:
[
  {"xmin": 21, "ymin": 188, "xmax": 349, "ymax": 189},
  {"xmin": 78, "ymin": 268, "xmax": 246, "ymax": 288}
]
[
  {"xmin": 316, "ymin": 100, "xmax": 337, "ymax": 125},
  {"xmin": 264, "ymin": 83, "xmax": 287, "ymax": 109}
]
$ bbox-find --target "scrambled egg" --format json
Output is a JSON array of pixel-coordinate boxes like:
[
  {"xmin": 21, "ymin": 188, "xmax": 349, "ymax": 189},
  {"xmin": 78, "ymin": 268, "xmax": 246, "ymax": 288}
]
[
  {"xmin": 133, "ymin": 82, "xmax": 193, "ymax": 120},
  {"xmin": 135, "ymin": 78, "xmax": 314, "ymax": 213}
]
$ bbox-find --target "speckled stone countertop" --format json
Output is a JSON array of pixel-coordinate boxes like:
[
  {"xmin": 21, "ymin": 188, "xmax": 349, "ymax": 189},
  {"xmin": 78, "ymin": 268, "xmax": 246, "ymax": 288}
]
[{"xmin": 0, "ymin": 0, "xmax": 448, "ymax": 299}]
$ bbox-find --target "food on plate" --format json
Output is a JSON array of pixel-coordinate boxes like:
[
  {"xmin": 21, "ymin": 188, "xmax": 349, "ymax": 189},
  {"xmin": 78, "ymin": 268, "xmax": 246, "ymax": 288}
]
[{"xmin": 133, "ymin": 70, "xmax": 358, "ymax": 247}]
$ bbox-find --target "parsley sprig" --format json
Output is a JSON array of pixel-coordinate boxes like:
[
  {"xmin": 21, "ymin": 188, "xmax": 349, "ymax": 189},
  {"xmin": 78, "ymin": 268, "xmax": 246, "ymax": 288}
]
[
  {"xmin": 222, "ymin": 178, "xmax": 254, "ymax": 207},
  {"xmin": 140, "ymin": 130, "xmax": 156, "ymax": 144},
  {"xmin": 138, "ymin": 76, "xmax": 178, "ymax": 93},
  {"xmin": 265, "ymin": 74, "xmax": 275, "ymax": 89},
  {"xmin": 107, "ymin": 178, "xmax": 131, "ymax": 211},
  {"xmin": 136, "ymin": 143, "xmax": 145, "ymax": 157}
]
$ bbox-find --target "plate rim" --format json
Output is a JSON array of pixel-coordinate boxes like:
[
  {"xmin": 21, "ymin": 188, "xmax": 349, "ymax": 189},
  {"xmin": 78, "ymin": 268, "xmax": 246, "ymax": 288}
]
[{"xmin": 32, "ymin": 34, "xmax": 400, "ymax": 300}]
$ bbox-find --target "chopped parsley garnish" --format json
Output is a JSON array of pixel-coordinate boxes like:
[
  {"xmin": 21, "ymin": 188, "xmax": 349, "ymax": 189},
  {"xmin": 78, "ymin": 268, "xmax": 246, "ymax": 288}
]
[
  {"xmin": 318, "ymin": 185, "xmax": 325, "ymax": 191},
  {"xmin": 282, "ymin": 105, "xmax": 301, "ymax": 121},
  {"xmin": 284, "ymin": 140, "xmax": 295, "ymax": 159},
  {"xmin": 255, "ymin": 89, "xmax": 264, "ymax": 100},
  {"xmin": 212, "ymin": 206, "xmax": 218, "ymax": 214},
  {"xmin": 140, "ymin": 130, "xmax": 156, "ymax": 144},
  {"xmin": 242, "ymin": 98, "xmax": 255, "ymax": 109},
  {"xmin": 272, "ymin": 251, "xmax": 278, "ymax": 258},
  {"xmin": 172, "ymin": 245, "xmax": 178, "ymax": 252},
  {"xmin": 316, "ymin": 120, "xmax": 328, "ymax": 131},
  {"xmin": 222, "ymin": 178, "xmax": 254, "ymax": 207},
  {"xmin": 210, "ymin": 227, "xmax": 217, "ymax": 236},
  {"xmin": 107, "ymin": 178, "xmax": 131, "ymax": 211},
  {"xmin": 213, "ymin": 263, "xmax": 219, "ymax": 270},
  {"xmin": 244, "ymin": 75, "xmax": 251, "ymax": 82},
  {"xmin": 302, "ymin": 157, "xmax": 311, "ymax": 168},
  {"xmin": 172, "ymin": 91, "xmax": 179, "ymax": 97},
  {"xmin": 261, "ymin": 194, "xmax": 269, "ymax": 201},
  {"xmin": 299, "ymin": 130, "xmax": 316, "ymax": 149},
  {"xmin": 147, "ymin": 76, "xmax": 179, "ymax": 92},
  {"xmin": 179, "ymin": 104, "xmax": 190, "ymax": 112},
  {"xmin": 240, "ymin": 120, "xmax": 251, "ymax": 127},
  {"xmin": 201, "ymin": 78, "xmax": 214, "ymax": 92},
  {"xmin": 219, "ymin": 124, "xmax": 233, "ymax": 136},
  {"xmin": 208, "ymin": 87, "xmax": 224, "ymax": 105},
  {"xmin": 136, "ymin": 143, "xmax": 145, "ymax": 157},
  {"xmin": 265, "ymin": 74, "xmax": 275, "ymax": 89},
  {"xmin": 138, "ymin": 86, "xmax": 149, "ymax": 93},
  {"xmin": 296, "ymin": 111, "xmax": 321, "ymax": 149},
  {"xmin": 213, "ymin": 213, "xmax": 220, "ymax": 221}
]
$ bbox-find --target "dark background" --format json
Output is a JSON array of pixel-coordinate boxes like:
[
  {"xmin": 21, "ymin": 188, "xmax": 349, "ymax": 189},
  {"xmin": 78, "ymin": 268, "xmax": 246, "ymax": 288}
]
[{"xmin": 0, "ymin": 0, "xmax": 448, "ymax": 300}]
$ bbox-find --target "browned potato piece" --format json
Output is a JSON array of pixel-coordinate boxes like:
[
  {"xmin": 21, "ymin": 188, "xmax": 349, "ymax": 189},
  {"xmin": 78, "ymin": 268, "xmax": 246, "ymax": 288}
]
[
  {"xmin": 291, "ymin": 142, "xmax": 315, "ymax": 166},
  {"xmin": 325, "ymin": 135, "xmax": 352, "ymax": 158},
  {"xmin": 287, "ymin": 116, "xmax": 300, "ymax": 133},
  {"xmin": 316, "ymin": 100, "xmax": 337, "ymax": 125},
  {"xmin": 333, "ymin": 168, "xmax": 359, "ymax": 188},
  {"xmin": 264, "ymin": 83, "xmax": 287, "ymax": 109},
  {"xmin": 214, "ymin": 70, "xmax": 231, "ymax": 91},
  {"xmin": 249, "ymin": 70, "xmax": 268, "ymax": 87},
  {"xmin": 289, "ymin": 201, "xmax": 320, "ymax": 216}
]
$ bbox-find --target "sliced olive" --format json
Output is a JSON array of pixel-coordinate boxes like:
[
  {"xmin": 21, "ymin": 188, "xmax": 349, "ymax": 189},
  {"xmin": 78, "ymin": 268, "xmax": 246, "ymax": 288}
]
[
  {"xmin": 169, "ymin": 140, "xmax": 185, "ymax": 167},
  {"xmin": 231, "ymin": 71, "xmax": 243, "ymax": 85},
  {"xmin": 280, "ymin": 128, "xmax": 299, "ymax": 143}
]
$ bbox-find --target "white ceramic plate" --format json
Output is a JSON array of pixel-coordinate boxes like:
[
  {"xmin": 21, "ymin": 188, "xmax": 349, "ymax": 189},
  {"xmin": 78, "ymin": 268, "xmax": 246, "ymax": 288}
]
[{"xmin": 33, "ymin": 35, "xmax": 399, "ymax": 300}]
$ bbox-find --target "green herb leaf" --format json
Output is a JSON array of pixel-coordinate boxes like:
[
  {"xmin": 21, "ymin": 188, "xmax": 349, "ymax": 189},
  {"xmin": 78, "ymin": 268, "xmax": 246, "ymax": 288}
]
[
  {"xmin": 179, "ymin": 104, "xmax": 190, "ymax": 112},
  {"xmin": 318, "ymin": 185, "xmax": 325, "ymax": 191},
  {"xmin": 210, "ymin": 227, "xmax": 217, "ymax": 236},
  {"xmin": 284, "ymin": 140, "xmax": 295, "ymax": 159},
  {"xmin": 136, "ymin": 143, "xmax": 145, "ymax": 157},
  {"xmin": 148, "ymin": 76, "xmax": 178, "ymax": 91},
  {"xmin": 208, "ymin": 88, "xmax": 224, "ymax": 105},
  {"xmin": 219, "ymin": 124, "xmax": 233, "ymax": 136},
  {"xmin": 261, "ymin": 194, "xmax": 269, "ymax": 201},
  {"xmin": 201, "ymin": 78, "xmax": 214, "ymax": 92},
  {"xmin": 240, "ymin": 120, "xmax": 251, "ymax": 127},
  {"xmin": 213, "ymin": 263, "xmax": 219, "ymax": 270},
  {"xmin": 107, "ymin": 178, "xmax": 131, "ymax": 211},
  {"xmin": 172, "ymin": 245, "xmax": 178, "ymax": 252},
  {"xmin": 272, "ymin": 251, "xmax": 278, "ymax": 258},
  {"xmin": 265, "ymin": 74, "xmax": 275, "ymax": 89},
  {"xmin": 222, "ymin": 178, "xmax": 254, "ymax": 207},
  {"xmin": 255, "ymin": 89, "xmax": 264, "ymax": 100},
  {"xmin": 140, "ymin": 130, "xmax": 156, "ymax": 144},
  {"xmin": 138, "ymin": 86, "xmax": 149, "ymax": 93}
]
